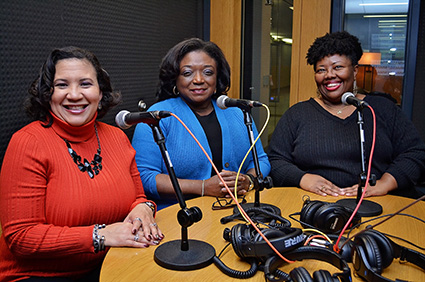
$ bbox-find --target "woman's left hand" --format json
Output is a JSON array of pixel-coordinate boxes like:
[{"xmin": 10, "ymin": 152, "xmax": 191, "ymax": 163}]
[
  {"xmin": 124, "ymin": 203, "xmax": 164, "ymax": 242},
  {"xmin": 342, "ymin": 173, "xmax": 398, "ymax": 197},
  {"xmin": 218, "ymin": 170, "xmax": 250, "ymax": 197}
]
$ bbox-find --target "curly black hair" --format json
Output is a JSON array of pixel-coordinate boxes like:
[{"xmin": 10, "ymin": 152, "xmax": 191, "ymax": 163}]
[
  {"xmin": 25, "ymin": 46, "xmax": 121, "ymax": 125},
  {"xmin": 306, "ymin": 31, "xmax": 363, "ymax": 70},
  {"xmin": 156, "ymin": 38, "xmax": 231, "ymax": 102}
]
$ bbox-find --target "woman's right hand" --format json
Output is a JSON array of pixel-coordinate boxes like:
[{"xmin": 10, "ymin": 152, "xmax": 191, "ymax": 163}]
[
  {"xmin": 98, "ymin": 222, "xmax": 160, "ymax": 248},
  {"xmin": 299, "ymin": 173, "xmax": 344, "ymax": 196},
  {"xmin": 204, "ymin": 170, "xmax": 248, "ymax": 197}
]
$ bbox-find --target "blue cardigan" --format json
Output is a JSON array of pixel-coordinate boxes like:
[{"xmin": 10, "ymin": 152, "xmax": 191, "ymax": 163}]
[{"xmin": 132, "ymin": 97, "xmax": 271, "ymax": 209}]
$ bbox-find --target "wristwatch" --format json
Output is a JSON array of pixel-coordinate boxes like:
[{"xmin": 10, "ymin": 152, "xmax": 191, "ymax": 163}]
[{"xmin": 144, "ymin": 201, "xmax": 156, "ymax": 216}]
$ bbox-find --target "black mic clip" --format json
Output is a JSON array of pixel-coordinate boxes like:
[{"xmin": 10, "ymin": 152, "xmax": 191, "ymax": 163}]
[{"xmin": 360, "ymin": 172, "xmax": 376, "ymax": 187}]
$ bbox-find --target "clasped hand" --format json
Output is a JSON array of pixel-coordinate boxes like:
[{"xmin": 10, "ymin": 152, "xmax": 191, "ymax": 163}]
[
  {"xmin": 204, "ymin": 170, "xmax": 251, "ymax": 198},
  {"xmin": 98, "ymin": 203, "xmax": 164, "ymax": 248}
]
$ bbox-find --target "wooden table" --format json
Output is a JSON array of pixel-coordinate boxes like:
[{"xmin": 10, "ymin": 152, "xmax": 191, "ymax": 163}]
[{"xmin": 100, "ymin": 188, "xmax": 425, "ymax": 281}]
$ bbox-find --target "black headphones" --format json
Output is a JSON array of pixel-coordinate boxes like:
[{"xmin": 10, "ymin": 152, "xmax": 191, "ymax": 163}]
[
  {"xmin": 263, "ymin": 246, "xmax": 352, "ymax": 282},
  {"xmin": 223, "ymin": 223, "xmax": 305, "ymax": 259},
  {"xmin": 294, "ymin": 198, "xmax": 361, "ymax": 234},
  {"xmin": 352, "ymin": 229, "xmax": 425, "ymax": 281}
]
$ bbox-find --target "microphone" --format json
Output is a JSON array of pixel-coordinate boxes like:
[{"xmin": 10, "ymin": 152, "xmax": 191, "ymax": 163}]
[
  {"xmin": 216, "ymin": 95, "xmax": 263, "ymax": 110},
  {"xmin": 341, "ymin": 92, "xmax": 369, "ymax": 109},
  {"xmin": 115, "ymin": 110, "xmax": 171, "ymax": 129}
]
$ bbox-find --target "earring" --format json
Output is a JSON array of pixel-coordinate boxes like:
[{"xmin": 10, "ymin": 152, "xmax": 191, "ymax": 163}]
[
  {"xmin": 98, "ymin": 103, "xmax": 102, "ymax": 110},
  {"xmin": 353, "ymin": 80, "xmax": 358, "ymax": 95},
  {"xmin": 173, "ymin": 86, "xmax": 179, "ymax": 96}
]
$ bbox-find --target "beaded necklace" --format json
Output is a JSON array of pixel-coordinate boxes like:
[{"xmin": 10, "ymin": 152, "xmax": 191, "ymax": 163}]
[{"xmin": 63, "ymin": 124, "xmax": 102, "ymax": 179}]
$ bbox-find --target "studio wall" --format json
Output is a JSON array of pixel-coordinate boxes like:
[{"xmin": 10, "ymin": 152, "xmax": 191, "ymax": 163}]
[{"xmin": 0, "ymin": 0, "xmax": 203, "ymax": 164}]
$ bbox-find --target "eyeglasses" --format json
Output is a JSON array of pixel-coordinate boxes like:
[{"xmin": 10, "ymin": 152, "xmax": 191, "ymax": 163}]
[{"xmin": 212, "ymin": 195, "xmax": 247, "ymax": 210}]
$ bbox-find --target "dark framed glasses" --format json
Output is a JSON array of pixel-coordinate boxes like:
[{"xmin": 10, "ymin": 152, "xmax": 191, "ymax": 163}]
[{"xmin": 212, "ymin": 195, "xmax": 247, "ymax": 210}]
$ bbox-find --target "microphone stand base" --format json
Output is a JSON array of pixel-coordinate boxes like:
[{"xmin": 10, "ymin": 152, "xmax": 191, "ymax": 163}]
[
  {"xmin": 154, "ymin": 239, "xmax": 215, "ymax": 271},
  {"xmin": 336, "ymin": 198, "xmax": 383, "ymax": 217}
]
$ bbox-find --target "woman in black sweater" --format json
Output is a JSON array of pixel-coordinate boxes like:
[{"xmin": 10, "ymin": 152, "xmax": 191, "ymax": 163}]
[{"xmin": 268, "ymin": 31, "xmax": 425, "ymax": 198}]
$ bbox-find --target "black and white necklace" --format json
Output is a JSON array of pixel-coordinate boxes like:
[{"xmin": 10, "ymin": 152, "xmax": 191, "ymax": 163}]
[{"xmin": 63, "ymin": 124, "xmax": 102, "ymax": 179}]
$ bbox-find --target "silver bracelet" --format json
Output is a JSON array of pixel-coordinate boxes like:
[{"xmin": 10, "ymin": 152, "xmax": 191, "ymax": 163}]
[
  {"xmin": 93, "ymin": 224, "xmax": 106, "ymax": 253},
  {"xmin": 144, "ymin": 201, "xmax": 156, "ymax": 217},
  {"xmin": 201, "ymin": 179, "xmax": 205, "ymax": 197}
]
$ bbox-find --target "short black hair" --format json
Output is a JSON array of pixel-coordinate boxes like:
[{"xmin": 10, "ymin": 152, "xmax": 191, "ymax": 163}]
[
  {"xmin": 25, "ymin": 46, "xmax": 121, "ymax": 124},
  {"xmin": 306, "ymin": 31, "xmax": 363, "ymax": 70},
  {"xmin": 156, "ymin": 38, "xmax": 231, "ymax": 101}
]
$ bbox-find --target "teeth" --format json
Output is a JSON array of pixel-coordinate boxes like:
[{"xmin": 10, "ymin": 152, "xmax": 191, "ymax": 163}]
[
  {"xmin": 327, "ymin": 83, "xmax": 340, "ymax": 87},
  {"xmin": 66, "ymin": 105, "xmax": 85, "ymax": 110}
]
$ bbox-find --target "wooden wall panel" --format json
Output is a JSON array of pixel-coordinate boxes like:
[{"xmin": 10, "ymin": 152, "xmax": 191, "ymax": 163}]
[
  {"xmin": 290, "ymin": 0, "xmax": 332, "ymax": 105},
  {"xmin": 210, "ymin": 0, "xmax": 242, "ymax": 99}
]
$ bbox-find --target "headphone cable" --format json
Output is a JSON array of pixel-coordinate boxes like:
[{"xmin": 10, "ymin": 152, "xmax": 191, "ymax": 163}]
[{"xmin": 337, "ymin": 193, "xmax": 425, "ymax": 252}]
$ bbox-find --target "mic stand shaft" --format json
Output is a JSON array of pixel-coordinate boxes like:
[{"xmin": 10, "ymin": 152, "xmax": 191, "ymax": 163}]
[
  {"xmin": 337, "ymin": 109, "xmax": 382, "ymax": 217},
  {"xmin": 230, "ymin": 108, "xmax": 281, "ymax": 218},
  {"xmin": 148, "ymin": 121, "xmax": 215, "ymax": 270}
]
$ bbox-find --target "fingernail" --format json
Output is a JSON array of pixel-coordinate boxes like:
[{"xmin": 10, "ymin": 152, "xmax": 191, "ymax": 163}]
[
  {"xmin": 154, "ymin": 234, "xmax": 159, "ymax": 239},
  {"xmin": 148, "ymin": 235, "xmax": 153, "ymax": 241},
  {"xmin": 132, "ymin": 229, "xmax": 137, "ymax": 234},
  {"xmin": 144, "ymin": 244, "xmax": 149, "ymax": 248},
  {"xmin": 153, "ymin": 240, "xmax": 159, "ymax": 245}
]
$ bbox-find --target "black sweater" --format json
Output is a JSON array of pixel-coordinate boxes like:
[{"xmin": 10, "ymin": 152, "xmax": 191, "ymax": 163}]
[{"xmin": 267, "ymin": 95, "xmax": 425, "ymax": 198}]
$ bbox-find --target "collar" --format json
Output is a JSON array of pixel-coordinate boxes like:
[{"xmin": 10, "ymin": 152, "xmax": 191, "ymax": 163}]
[{"xmin": 49, "ymin": 111, "xmax": 98, "ymax": 142}]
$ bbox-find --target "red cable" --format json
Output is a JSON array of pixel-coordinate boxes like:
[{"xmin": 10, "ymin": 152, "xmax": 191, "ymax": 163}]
[{"xmin": 334, "ymin": 105, "xmax": 377, "ymax": 252}]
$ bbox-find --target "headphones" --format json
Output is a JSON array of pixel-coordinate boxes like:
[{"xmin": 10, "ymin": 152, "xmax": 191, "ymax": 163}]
[
  {"xmin": 221, "ymin": 206, "xmax": 290, "ymax": 226},
  {"xmin": 352, "ymin": 229, "xmax": 425, "ymax": 281},
  {"xmin": 223, "ymin": 223, "xmax": 305, "ymax": 259},
  {"xmin": 263, "ymin": 246, "xmax": 352, "ymax": 282},
  {"xmin": 295, "ymin": 199, "xmax": 361, "ymax": 234}
]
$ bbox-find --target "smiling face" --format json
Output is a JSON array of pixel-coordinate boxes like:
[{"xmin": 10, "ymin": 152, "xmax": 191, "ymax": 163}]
[
  {"xmin": 176, "ymin": 50, "xmax": 217, "ymax": 109},
  {"xmin": 50, "ymin": 58, "xmax": 102, "ymax": 126},
  {"xmin": 315, "ymin": 54, "xmax": 358, "ymax": 104}
]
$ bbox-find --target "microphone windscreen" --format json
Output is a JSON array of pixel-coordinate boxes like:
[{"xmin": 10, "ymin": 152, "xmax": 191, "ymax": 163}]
[
  {"xmin": 341, "ymin": 92, "xmax": 355, "ymax": 105},
  {"xmin": 115, "ymin": 110, "xmax": 130, "ymax": 129},
  {"xmin": 216, "ymin": 95, "xmax": 228, "ymax": 109}
]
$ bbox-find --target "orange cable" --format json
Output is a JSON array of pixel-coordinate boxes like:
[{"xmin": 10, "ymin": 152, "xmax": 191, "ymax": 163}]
[{"xmin": 170, "ymin": 112, "xmax": 294, "ymax": 263}]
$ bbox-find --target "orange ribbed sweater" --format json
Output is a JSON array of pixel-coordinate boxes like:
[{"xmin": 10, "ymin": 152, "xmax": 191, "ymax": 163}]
[{"xmin": 0, "ymin": 114, "xmax": 150, "ymax": 281}]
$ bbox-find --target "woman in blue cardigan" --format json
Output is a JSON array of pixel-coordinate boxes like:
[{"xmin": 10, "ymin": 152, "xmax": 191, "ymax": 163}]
[{"xmin": 132, "ymin": 38, "xmax": 270, "ymax": 210}]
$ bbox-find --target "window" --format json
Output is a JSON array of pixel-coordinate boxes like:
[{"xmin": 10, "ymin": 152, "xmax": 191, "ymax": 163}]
[{"xmin": 344, "ymin": 0, "xmax": 409, "ymax": 104}]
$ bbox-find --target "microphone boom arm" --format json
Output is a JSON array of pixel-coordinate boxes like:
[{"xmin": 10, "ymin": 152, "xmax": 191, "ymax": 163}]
[
  {"xmin": 241, "ymin": 109, "xmax": 273, "ymax": 207},
  {"xmin": 356, "ymin": 109, "xmax": 376, "ymax": 203}
]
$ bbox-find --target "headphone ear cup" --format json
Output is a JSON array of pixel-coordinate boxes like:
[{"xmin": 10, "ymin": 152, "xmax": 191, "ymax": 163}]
[
  {"xmin": 313, "ymin": 203, "xmax": 342, "ymax": 233},
  {"xmin": 363, "ymin": 230, "xmax": 394, "ymax": 269},
  {"xmin": 355, "ymin": 234, "xmax": 383, "ymax": 273},
  {"xmin": 300, "ymin": 200, "xmax": 323, "ymax": 227},
  {"xmin": 313, "ymin": 270, "xmax": 338, "ymax": 282},
  {"xmin": 336, "ymin": 236, "xmax": 353, "ymax": 263},
  {"xmin": 230, "ymin": 224, "xmax": 252, "ymax": 259},
  {"xmin": 314, "ymin": 203, "xmax": 355, "ymax": 234},
  {"xmin": 290, "ymin": 267, "xmax": 314, "ymax": 282}
]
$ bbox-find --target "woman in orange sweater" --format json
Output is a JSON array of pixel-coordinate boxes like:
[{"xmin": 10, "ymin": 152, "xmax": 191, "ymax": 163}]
[{"xmin": 0, "ymin": 46, "xmax": 163, "ymax": 281}]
